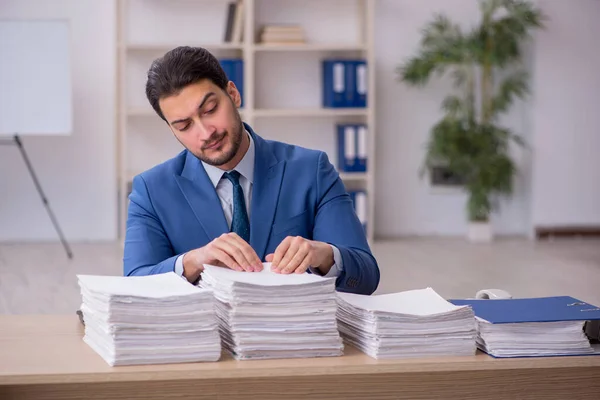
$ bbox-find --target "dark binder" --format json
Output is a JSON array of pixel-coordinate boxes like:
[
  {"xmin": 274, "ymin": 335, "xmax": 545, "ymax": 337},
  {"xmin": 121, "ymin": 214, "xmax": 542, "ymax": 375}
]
[
  {"xmin": 219, "ymin": 58, "xmax": 244, "ymax": 108},
  {"xmin": 449, "ymin": 296, "xmax": 600, "ymax": 324},
  {"xmin": 322, "ymin": 59, "xmax": 346, "ymax": 108}
]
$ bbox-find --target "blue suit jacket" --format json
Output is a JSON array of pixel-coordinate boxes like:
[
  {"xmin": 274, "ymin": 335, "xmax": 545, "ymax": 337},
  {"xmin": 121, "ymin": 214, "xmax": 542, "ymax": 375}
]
[{"xmin": 123, "ymin": 124, "xmax": 380, "ymax": 295}]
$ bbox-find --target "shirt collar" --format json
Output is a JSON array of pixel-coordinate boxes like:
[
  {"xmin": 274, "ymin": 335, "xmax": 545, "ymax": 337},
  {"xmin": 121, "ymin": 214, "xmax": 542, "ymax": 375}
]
[{"xmin": 202, "ymin": 129, "xmax": 255, "ymax": 188}]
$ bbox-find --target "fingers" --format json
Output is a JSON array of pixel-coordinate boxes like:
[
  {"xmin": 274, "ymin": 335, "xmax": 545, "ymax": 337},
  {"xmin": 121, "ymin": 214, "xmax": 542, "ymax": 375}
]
[
  {"xmin": 227, "ymin": 233, "xmax": 263, "ymax": 271},
  {"xmin": 274, "ymin": 236, "xmax": 311, "ymax": 275},
  {"xmin": 265, "ymin": 253, "xmax": 274, "ymax": 262},
  {"xmin": 295, "ymin": 252, "xmax": 312, "ymax": 274},
  {"xmin": 213, "ymin": 233, "xmax": 262, "ymax": 272},
  {"xmin": 271, "ymin": 236, "xmax": 292, "ymax": 271},
  {"xmin": 204, "ymin": 245, "xmax": 243, "ymax": 272}
]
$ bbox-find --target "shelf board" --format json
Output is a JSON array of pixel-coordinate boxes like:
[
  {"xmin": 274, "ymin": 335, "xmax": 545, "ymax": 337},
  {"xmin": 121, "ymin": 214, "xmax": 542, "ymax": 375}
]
[
  {"xmin": 123, "ymin": 43, "xmax": 243, "ymax": 52},
  {"xmin": 254, "ymin": 108, "xmax": 368, "ymax": 117},
  {"xmin": 339, "ymin": 172, "xmax": 368, "ymax": 181},
  {"xmin": 127, "ymin": 107, "xmax": 246, "ymax": 117},
  {"xmin": 253, "ymin": 43, "xmax": 366, "ymax": 52}
]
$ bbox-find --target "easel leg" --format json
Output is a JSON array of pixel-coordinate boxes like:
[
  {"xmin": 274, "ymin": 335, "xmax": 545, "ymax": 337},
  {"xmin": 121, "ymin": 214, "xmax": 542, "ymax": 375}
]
[{"xmin": 13, "ymin": 135, "xmax": 73, "ymax": 259}]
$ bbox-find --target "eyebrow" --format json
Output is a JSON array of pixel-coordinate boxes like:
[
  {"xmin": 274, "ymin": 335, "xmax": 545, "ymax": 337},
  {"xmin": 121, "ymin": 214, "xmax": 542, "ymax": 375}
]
[{"xmin": 169, "ymin": 92, "xmax": 216, "ymax": 125}]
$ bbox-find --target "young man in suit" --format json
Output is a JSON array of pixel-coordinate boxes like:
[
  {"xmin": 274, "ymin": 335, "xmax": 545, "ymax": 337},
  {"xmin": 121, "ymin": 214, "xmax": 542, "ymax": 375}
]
[{"xmin": 123, "ymin": 46, "xmax": 379, "ymax": 295}]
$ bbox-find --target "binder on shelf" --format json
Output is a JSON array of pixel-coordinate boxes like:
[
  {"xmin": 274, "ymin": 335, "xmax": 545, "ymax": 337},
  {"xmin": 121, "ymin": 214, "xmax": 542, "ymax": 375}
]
[
  {"xmin": 356, "ymin": 124, "xmax": 367, "ymax": 172},
  {"xmin": 337, "ymin": 124, "xmax": 356, "ymax": 172},
  {"xmin": 337, "ymin": 124, "xmax": 367, "ymax": 172},
  {"xmin": 348, "ymin": 190, "xmax": 368, "ymax": 233},
  {"xmin": 322, "ymin": 59, "xmax": 367, "ymax": 108},
  {"xmin": 322, "ymin": 60, "xmax": 346, "ymax": 108},
  {"xmin": 219, "ymin": 59, "xmax": 244, "ymax": 108},
  {"xmin": 351, "ymin": 60, "xmax": 367, "ymax": 108}
]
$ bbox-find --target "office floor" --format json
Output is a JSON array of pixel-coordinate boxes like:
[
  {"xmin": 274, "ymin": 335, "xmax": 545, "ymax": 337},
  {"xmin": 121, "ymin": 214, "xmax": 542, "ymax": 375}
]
[{"xmin": 1, "ymin": 238, "xmax": 599, "ymax": 314}]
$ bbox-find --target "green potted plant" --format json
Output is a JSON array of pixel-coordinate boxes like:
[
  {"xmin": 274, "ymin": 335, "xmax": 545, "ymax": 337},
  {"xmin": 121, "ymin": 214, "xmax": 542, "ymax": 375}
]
[{"xmin": 398, "ymin": 0, "xmax": 546, "ymax": 242}]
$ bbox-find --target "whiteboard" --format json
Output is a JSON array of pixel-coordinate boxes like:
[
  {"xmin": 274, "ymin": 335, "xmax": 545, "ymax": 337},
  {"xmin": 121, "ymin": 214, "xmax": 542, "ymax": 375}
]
[{"xmin": 0, "ymin": 20, "xmax": 72, "ymax": 135}]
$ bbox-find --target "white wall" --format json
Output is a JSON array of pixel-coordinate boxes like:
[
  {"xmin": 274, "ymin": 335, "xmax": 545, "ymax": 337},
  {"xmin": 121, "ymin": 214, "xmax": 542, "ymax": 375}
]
[
  {"xmin": 1, "ymin": 0, "xmax": 597, "ymax": 242},
  {"xmin": 0, "ymin": 0, "xmax": 116, "ymax": 241},
  {"xmin": 530, "ymin": 0, "xmax": 600, "ymax": 228},
  {"xmin": 374, "ymin": 0, "xmax": 534, "ymax": 237}
]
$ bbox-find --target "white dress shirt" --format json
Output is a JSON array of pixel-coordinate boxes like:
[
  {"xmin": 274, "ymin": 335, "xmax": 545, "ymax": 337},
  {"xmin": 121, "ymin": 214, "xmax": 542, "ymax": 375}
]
[{"xmin": 175, "ymin": 131, "xmax": 342, "ymax": 278}]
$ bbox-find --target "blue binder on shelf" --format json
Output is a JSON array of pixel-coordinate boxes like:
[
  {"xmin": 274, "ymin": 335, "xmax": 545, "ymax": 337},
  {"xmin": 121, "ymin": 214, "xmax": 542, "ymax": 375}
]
[
  {"xmin": 322, "ymin": 59, "xmax": 347, "ymax": 108},
  {"xmin": 449, "ymin": 296, "xmax": 600, "ymax": 324},
  {"xmin": 356, "ymin": 124, "xmax": 367, "ymax": 172},
  {"xmin": 348, "ymin": 190, "xmax": 368, "ymax": 234},
  {"xmin": 337, "ymin": 124, "xmax": 356, "ymax": 172},
  {"xmin": 345, "ymin": 60, "xmax": 367, "ymax": 108},
  {"xmin": 219, "ymin": 58, "xmax": 244, "ymax": 108},
  {"xmin": 336, "ymin": 124, "xmax": 367, "ymax": 172},
  {"xmin": 322, "ymin": 59, "xmax": 368, "ymax": 108},
  {"xmin": 351, "ymin": 59, "xmax": 367, "ymax": 108}
]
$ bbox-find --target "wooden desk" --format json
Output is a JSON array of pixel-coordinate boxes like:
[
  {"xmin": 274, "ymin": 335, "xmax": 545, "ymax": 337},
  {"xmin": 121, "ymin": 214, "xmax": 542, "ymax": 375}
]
[{"xmin": 1, "ymin": 315, "xmax": 599, "ymax": 400}]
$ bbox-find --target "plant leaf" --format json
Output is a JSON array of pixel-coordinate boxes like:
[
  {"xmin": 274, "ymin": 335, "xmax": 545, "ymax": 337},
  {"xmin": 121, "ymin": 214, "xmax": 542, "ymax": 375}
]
[{"xmin": 491, "ymin": 69, "xmax": 529, "ymax": 116}]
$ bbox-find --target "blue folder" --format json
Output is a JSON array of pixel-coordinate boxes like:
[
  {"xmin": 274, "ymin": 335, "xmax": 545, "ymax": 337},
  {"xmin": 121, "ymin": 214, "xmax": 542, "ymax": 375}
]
[
  {"xmin": 322, "ymin": 59, "xmax": 347, "ymax": 108},
  {"xmin": 449, "ymin": 296, "xmax": 600, "ymax": 324},
  {"xmin": 336, "ymin": 124, "xmax": 368, "ymax": 172},
  {"xmin": 219, "ymin": 58, "xmax": 244, "ymax": 108},
  {"xmin": 348, "ymin": 190, "xmax": 367, "ymax": 234},
  {"xmin": 348, "ymin": 60, "xmax": 367, "ymax": 108}
]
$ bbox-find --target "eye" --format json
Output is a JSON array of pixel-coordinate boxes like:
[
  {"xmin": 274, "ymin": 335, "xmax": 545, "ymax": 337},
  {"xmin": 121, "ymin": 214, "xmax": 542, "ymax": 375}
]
[
  {"xmin": 204, "ymin": 104, "xmax": 218, "ymax": 115},
  {"xmin": 179, "ymin": 123, "xmax": 191, "ymax": 132}
]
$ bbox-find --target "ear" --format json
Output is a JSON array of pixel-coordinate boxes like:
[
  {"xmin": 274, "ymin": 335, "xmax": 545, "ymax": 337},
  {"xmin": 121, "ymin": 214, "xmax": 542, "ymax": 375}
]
[{"xmin": 226, "ymin": 81, "xmax": 242, "ymax": 108}]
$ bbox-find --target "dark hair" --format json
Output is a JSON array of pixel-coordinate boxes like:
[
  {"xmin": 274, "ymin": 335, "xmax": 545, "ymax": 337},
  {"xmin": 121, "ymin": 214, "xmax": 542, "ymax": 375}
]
[{"xmin": 145, "ymin": 46, "xmax": 229, "ymax": 121}]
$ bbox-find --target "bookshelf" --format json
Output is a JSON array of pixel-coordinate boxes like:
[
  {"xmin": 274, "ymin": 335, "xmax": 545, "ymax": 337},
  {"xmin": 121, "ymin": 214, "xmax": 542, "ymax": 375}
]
[{"xmin": 116, "ymin": 0, "xmax": 376, "ymax": 243}]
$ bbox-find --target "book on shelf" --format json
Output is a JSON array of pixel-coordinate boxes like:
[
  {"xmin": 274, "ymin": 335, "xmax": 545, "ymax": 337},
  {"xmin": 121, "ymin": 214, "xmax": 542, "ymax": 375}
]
[
  {"xmin": 223, "ymin": 1, "xmax": 244, "ymax": 43},
  {"xmin": 322, "ymin": 59, "xmax": 367, "ymax": 108},
  {"xmin": 258, "ymin": 25, "xmax": 305, "ymax": 45},
  {"xmin": 337, "ymin": 123, "xmax": 367, "ymax": 173}
]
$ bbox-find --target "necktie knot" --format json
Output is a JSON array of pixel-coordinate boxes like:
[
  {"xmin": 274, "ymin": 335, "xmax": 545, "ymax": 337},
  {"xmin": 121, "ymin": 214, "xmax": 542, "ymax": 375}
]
[{"xmin": 224, "ymin": 170, "xmax": 241, "ymax": 186}]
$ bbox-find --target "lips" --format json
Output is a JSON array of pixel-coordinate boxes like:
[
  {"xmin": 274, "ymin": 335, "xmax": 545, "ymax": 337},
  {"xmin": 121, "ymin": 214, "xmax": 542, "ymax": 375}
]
[{"xmin": 204, "ymin": 134, "xmax": 225, "ymax": 150}]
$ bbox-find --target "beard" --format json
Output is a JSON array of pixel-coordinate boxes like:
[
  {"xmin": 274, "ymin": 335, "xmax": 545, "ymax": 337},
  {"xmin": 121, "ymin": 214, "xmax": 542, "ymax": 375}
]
[{"xmin": 184, "ymin": 110, "xmax": 244, "ymax": 167}]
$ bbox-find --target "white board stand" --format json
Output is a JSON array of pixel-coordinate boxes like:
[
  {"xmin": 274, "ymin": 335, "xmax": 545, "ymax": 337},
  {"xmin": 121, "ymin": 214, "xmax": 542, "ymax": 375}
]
[{"xmin": 0, "ymin": 19, "xmax": 73, "ymax": 257}]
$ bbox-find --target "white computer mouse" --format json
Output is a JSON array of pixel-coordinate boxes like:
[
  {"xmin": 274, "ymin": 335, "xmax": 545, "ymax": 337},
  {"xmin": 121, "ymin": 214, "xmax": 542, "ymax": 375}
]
[{"xmin": 475, "ymin": 289, "xmax": 513, "ymax": 300}]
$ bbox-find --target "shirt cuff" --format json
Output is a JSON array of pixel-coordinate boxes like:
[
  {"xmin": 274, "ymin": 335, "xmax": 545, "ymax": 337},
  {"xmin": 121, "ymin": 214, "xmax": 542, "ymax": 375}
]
[
  {"xmin": 309, "ymin": 245, "xmax": 342, "ymax": 278},
  {"xmin": 174, "ymin": 254, "xmax": 185, "ymax": 277}
]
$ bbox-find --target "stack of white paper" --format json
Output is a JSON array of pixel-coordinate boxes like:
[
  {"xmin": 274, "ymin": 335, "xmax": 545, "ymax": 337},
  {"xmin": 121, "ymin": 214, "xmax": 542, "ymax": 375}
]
[
  {"xmin": 474, "ymin": 320, "xmax": 595, "ymax": 357},
  {"xmin": 77, "ymin": 272, "xmax": 221, "ymax": 366},
  {"xmin": 336, "ymin": 288, "xmax": 477, "ymax": 359},
  {"xmin": 447, "ymin": 297, "xmax": 600, "ymax": 357},
  {"xmin": 199, "ymin": 263, "xmax": 343, "ymax": 360}
]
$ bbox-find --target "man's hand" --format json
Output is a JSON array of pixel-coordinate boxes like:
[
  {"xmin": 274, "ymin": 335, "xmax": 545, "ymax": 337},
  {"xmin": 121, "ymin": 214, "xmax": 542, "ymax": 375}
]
[
  {"xmin": 265, "ymin": 236, "xmax": 334, "ymax": 275},
  {"xmin": 182, "ymin": 233, "xmax": 263, "ymax": 283}
]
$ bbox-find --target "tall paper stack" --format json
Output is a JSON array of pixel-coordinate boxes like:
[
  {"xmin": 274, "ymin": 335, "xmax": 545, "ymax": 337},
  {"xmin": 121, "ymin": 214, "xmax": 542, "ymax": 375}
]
[
  {"xmin": 77, "ymin": 272, "xmax": 222, "ymax": 366},
  {"xmin": 199, "ymin": 263, "xmax": 343, "ymax": 360},
  {"xmin": 336, "ymin": 288, "xmax": 477, "ymax": 359}
]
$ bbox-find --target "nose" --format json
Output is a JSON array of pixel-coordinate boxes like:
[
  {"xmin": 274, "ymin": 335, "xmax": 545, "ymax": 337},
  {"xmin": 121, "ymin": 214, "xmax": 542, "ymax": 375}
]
[{"xmin": 193, "ymin": 118, "xmax": 216, "ymax": 141}]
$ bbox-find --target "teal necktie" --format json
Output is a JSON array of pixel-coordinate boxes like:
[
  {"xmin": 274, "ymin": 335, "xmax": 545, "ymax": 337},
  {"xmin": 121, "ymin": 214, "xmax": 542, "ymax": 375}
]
[{"xmin": 223, "ymin": 171, "xmax": 250, "ymax": 242}]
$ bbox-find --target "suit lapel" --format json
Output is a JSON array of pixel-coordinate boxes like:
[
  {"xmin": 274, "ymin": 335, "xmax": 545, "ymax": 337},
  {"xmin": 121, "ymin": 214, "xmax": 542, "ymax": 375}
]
[
  {"xmin": 174, "ymin": 151, "xmax": 228, "ymax": 241},
  {"xmin": 248, "ymin": 127, "xmax": 285, "ymax": 260}
]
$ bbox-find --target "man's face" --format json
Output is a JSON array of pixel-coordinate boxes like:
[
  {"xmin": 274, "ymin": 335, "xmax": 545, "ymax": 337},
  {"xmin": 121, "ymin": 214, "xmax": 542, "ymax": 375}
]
[{"xmin": 159, "ymin": 79, "xmax": 243, "ymax": 167}]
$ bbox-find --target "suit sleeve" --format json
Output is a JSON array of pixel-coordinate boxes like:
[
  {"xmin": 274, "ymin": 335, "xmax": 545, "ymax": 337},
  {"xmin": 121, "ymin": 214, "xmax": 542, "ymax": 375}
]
[
  {"xmin": 123, "ymin": 175, "xmax": 181, "ymax": 277},
  {"xmin": 312, "ymin": 152, "xmax": 380, "ymax": 295}
]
